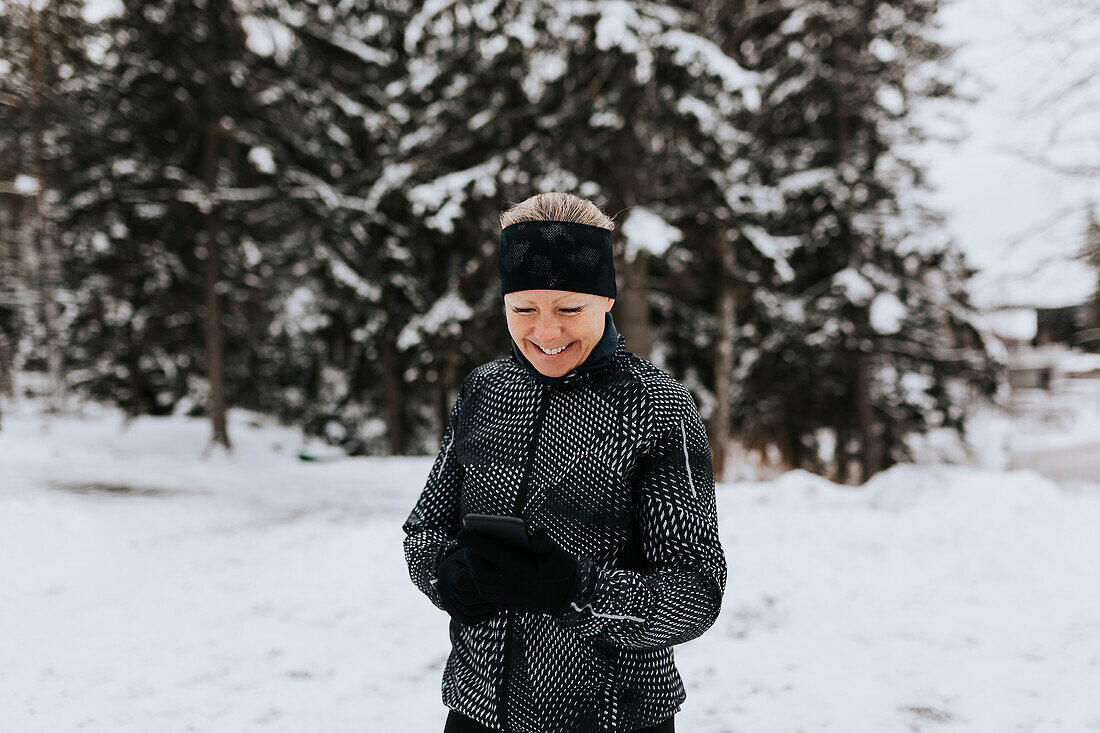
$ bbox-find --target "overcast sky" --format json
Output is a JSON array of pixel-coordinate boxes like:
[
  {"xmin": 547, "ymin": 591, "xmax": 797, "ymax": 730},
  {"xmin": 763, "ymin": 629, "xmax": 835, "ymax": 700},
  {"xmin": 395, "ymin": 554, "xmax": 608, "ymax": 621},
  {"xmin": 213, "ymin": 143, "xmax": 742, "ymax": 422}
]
[{"xmin": 924, "ymin": 0, "xmax": 1099, "ymax": 308}]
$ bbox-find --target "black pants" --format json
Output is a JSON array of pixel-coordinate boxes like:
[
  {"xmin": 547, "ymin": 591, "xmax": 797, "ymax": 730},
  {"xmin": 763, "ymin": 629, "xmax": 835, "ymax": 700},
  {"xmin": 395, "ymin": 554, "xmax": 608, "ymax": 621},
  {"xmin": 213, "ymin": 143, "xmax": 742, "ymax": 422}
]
[{"xmin": 444, "ymin": 708, "xmax": 675, "ymax": 733}]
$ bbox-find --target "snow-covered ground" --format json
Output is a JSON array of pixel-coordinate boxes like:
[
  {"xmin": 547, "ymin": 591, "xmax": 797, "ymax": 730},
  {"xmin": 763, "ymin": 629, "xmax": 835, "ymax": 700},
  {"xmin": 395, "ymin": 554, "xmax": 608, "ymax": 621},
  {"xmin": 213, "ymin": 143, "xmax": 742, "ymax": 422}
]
[{"xmin": 2, "ymin": 395, "xmax": 1099, "ymax": 732}]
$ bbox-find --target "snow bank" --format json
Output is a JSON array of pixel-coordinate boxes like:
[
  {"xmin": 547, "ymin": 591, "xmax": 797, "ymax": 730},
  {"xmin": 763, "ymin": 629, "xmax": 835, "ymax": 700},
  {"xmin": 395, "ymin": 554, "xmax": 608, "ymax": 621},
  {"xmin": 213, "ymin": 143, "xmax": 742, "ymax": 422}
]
[{"xmin": 1, "ymin": 396, "xmax": 1098, "ymax": 732}]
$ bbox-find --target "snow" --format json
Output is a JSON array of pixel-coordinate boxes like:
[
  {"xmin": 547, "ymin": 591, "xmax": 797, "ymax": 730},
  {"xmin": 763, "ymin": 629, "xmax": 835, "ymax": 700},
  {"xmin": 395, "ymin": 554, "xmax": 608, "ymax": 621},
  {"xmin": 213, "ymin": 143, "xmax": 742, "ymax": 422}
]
[
  {"xmin": 477, "ymin": 34, "xmax": 509, "ymax": 60},
  {"xmin": 675, "ymin": 95, "xmax": 748, "ymax": 148},
  {"xmin": 983, "ymin": 307, "xmax": 1038, "ymax": 341},
  {"xmin": 407, "ymin": 157, "xmax": 503, "ymax": 235},
  {"xmin": 620, "ymin": 207, "xmax": 682, "ymax": 262},
  {"xmin": 869, "ymin": 291, "xmax": 906, "ymax": 334},
  {"xmin": 81, "ymin": 0, "xmax": 123, "ymax": 23},
  {"xmin": 592, "ymin": 1, "xmax": 658, "ymax": 54},
  {"xmin": 522, "ymin": 51, "xmax": 568, "ymax": 103},
  {"xmin": 550, "ymin": 0, "xmax": 758, "ymax": 105},
  {"xmin": 363, "ymin": 163, "xmax": 415, "ymax": 213},
  {"xmin": 899, "ymin": 372, "xmax": 936, "ymax": 411},
  {"xmin": 589, "ymin": 109, "xmax": 626, "ymax": 129},
  {"xmin": 316, "ymin": 249, "xmax": 381, "ymax": 302},
  {"xmin": 327, "ymin": 89, "xmax": 368, "ymax": 120},
  {"xmin": 742, "ymin": 225, "xmax": 797, "ymax": 282},
  {"xmin": 2, "ymin": 392, "xmax": 1099, "ymax": 732},
  {"xmin": 396, "ymin": 291, "xmax": 474, "ymax": 351},
  {"xmin": 248, "ymin": 146, "xmax": 277, "ymax": 175},
  {"xmin": 503, "ymin": 17, "xmax": 539, "ymax": 48},
  {"xmin": 325, "ymin": 32, "xmax": 391, "ymax": 66},
  {"xmin": 869, "ymin": 38, "xmax": 898, "ymax": 63},
  {"xmin": 404, "ymin": 0, "xmax": 460, "ymax": 52},
  {"xmin": 12, "ymin": 173, "xmax": 39, "ymax": 195},
  {"xmin": 832, "ymin": 267, "xmax": 876, "ymax": 304},
  {"xmin": 277, "ymin": 286, "xmax": 329, "ymax": 335},
  {"xmin": 133, "ymin": 202, "xmax": 168, "ymax": 220},
  {"xmin": 110, "ymin": 158, "xmax": 138, "ymax": 177},
  {"xmin": 777, "ymin": 167, "xmax": 835, "ymax": 195},
  {"xmin": 91, "ymin": 231, "xmax": 110, "ymax": 253},
  {"xmin": 777, "ymin": 6, "xmax": 811, "ymax": 35},
  {"xmin": 326, "ymin": 124, "xmax": 352, "ymax": 148},
  {"xmin": 1004, "ymin": 371, "xmax": 1100, "ymax": 453},
  {"xmin": 1060, "ymin": 352, "xmax": 1100, "ymax": 376},
  {"xmin": 876, "ymin": 86, "xmax": 905, "ymax": 116},
  {"xmin": 658, "ymin": 30, "xmax": 759, "ymax": 105},
  {"xmin": 238, "ymin": 14, "xmax": 295, "ymax": 64}
]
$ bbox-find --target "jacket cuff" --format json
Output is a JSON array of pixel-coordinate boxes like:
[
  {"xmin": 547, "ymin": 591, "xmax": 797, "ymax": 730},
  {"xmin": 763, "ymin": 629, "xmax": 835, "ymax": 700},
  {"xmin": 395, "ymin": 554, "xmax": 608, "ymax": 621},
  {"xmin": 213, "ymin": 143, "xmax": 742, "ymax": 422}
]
[
  {"xmin": 550, "ymin": 557, "xmax": 599, "ymax": 625},
  {"xmin": 428, "ymin": 540, "xmax": 463, "ymax": 601},
  {"xmin": 441, "ymin": 539, "xmax": 462, "ymax": 562}
]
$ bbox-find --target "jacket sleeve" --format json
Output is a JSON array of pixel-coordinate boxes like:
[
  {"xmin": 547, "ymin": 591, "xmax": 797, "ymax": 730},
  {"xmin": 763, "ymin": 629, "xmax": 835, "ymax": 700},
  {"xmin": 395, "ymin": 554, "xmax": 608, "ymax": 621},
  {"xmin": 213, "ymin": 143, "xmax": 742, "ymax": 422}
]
[
  {"xmin": 401, "ymin": 378, "xmax": 467, "ymax": 613},
  {"xmin": 551, "ymin": 390, "xmax": 727, "ymax": 650}
]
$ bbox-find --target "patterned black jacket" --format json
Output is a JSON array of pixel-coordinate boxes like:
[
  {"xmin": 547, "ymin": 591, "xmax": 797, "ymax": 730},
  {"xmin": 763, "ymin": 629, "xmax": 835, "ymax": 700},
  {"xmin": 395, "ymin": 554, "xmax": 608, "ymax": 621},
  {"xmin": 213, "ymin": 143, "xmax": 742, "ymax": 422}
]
[{"xmin": 402, "ymin": 314, "xmax": 726, "ymax": 732}]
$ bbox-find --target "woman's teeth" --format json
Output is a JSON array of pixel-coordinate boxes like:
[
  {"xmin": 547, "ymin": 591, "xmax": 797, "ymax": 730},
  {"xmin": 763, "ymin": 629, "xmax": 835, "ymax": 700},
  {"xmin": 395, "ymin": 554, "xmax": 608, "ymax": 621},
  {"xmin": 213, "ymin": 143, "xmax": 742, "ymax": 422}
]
[{"xmin": 536, "ymin": 341, "xmax": 572, "ymax": 355}]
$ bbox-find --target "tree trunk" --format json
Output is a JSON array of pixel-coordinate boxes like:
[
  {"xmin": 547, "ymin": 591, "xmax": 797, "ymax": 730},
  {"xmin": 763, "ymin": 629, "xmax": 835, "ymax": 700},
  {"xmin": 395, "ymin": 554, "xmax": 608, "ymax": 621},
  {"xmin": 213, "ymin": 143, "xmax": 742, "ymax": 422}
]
[
  {"xmin": 1091, "ymin": 279, "xmax": 1100, "ymax": 334},
  {"xmin": 27, "ymin": 4, "xmax": 62, "ymax": 409},
  {"xmin": 835, "ymin": 3, "xmax": 880, "ymax": 483},
  {"xmin": 607, "ymin": 57, "xmax": 653, "ymax": 360},
  {"xmin": 203, "ymin": 123, "xmax": 230, "ymax": 449},
  {"xmin": 380, "ymin": 321, "xmax": 402, "ymax": 455},
  {"xmin": 711, "ymin": 229, "xmax": 737, "ymax": 482},
  {"xmin": 439, "ymin": 348, "xmax": 457, "ymax": 445},
  {"xmin": 0, "ymin": 334, "xmax": 11, "ymax": 397},
  {"xmin": 0, "ymin": 331, "xmax": 10, "ymax": 432},
  {"xmin": 853, "ymin": 334, "xmax": 879, "ymax": 483},
  {"xmin": 618, "ymin": 257, "xmax": 652, "ymax": 358}
]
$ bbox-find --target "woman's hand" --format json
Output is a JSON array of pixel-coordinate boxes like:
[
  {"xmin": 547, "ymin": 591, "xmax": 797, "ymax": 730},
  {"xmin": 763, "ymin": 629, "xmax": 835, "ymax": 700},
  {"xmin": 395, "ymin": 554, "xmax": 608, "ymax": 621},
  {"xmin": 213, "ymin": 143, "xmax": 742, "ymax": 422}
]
[
  {"xmin": 458, "ymin": 526, "xmax": 580, "ymax": 615},
  {"xmin": 437, "ymin": 548, "xmax": 501, "ymax": 626}
]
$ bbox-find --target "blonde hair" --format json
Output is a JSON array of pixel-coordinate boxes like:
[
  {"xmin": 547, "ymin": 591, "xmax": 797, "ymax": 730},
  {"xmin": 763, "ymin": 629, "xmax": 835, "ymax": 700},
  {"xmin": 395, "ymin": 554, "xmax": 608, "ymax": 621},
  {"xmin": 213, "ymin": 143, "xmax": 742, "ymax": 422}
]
[{"xmin": 500, "ymin": 192, "xmax": 616, "ymax": 231}]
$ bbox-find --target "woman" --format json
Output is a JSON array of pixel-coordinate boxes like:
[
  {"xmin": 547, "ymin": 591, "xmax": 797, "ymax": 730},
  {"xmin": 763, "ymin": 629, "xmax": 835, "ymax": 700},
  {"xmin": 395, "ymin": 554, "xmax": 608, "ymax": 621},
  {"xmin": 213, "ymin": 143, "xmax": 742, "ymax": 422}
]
[{"xmin": 402, "ymin": 192, "xmax": 727, "ymax": 733}]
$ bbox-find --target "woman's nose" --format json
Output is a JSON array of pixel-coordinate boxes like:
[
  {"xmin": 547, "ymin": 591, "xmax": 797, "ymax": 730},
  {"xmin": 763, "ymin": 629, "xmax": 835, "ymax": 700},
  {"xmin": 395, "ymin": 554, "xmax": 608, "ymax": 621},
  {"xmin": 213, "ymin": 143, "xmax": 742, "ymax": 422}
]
[{"xmin": 532, "ymin": 318, "xmax": 562, "ymax": 342}]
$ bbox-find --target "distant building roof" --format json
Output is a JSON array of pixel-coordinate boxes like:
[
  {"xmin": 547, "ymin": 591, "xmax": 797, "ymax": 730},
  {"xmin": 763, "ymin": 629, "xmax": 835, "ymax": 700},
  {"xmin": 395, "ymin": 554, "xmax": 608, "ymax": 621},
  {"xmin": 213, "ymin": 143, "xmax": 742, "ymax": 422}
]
[{"xmin": 985, "ymin": 307, "xmax": 1038, "ymax": 341}]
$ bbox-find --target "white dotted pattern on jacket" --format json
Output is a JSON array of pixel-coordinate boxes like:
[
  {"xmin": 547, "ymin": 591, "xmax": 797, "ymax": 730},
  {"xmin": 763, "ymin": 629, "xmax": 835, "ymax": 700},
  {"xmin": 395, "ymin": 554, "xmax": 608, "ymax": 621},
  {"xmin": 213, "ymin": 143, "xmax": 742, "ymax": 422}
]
[{"xmin": 402, "ymin": 334, "xmax": 726, "ymax": 733}]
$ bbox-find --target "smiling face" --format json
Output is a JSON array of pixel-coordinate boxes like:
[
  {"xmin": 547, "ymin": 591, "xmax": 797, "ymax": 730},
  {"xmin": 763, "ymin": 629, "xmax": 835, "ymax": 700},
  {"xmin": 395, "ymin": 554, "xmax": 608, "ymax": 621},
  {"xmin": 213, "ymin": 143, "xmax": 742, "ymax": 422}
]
[{"xmin": 504, "ymin": 290, "xmax": 616, "ymax": 378}]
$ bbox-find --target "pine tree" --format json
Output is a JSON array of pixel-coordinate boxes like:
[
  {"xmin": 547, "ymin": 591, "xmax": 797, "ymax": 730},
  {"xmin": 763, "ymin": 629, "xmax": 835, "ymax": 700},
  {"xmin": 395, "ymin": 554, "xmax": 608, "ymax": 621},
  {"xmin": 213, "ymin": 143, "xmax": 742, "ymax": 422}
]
[
  {"xmin": 241, "ymin": 0, "xmax": 435, "ymax": 454},
  {"xmin": 392, "ymin": 0, "xmax": 766, "ymax": 460},
  {"xmin": 0, "ymin": 0, "xmax": 98, "ymax": 408},
  {"xmin": 725, "ymin": 0, "xmax": 999, "ymax": 481},
  {"xmin": 53, "ymin": 0, "xmax": 308, "ymax": 448}
]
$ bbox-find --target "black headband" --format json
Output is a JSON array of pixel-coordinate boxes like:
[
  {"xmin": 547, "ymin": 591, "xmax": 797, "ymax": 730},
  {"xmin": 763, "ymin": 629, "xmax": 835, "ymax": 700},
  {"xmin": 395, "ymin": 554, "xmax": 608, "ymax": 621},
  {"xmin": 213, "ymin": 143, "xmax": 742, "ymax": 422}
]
[{"xmin": 498, "ymin": 220, "xmax": 616, "ymax": 298}]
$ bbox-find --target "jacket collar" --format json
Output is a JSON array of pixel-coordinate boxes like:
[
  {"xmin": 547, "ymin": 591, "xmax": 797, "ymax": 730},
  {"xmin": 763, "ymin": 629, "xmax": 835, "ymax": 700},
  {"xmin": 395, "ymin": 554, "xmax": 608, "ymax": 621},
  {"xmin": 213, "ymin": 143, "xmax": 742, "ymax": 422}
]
[{"xmin": 509, "ymin": 311, "xmax": 626, "ymax": 388}]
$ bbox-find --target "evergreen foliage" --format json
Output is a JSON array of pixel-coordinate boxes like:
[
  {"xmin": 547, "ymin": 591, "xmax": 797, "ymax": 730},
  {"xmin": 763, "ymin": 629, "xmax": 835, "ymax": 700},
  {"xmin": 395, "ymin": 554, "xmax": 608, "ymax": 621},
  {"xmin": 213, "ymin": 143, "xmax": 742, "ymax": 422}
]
[
  {"xmin": 1, "ymin": 0, "xmax": 1002, "ymax": 478},
  {"xmin": 723, "ymin": 0, "xmax": 999, "ymax": 478}
]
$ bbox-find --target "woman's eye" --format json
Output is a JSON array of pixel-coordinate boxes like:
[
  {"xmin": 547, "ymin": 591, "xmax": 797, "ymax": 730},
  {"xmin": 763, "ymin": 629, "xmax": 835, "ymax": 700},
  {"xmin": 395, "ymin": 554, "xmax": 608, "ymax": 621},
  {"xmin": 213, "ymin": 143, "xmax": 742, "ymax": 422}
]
[{"xmin": 512, "ymin": 308, "xmax": 583, "ymax": 314}]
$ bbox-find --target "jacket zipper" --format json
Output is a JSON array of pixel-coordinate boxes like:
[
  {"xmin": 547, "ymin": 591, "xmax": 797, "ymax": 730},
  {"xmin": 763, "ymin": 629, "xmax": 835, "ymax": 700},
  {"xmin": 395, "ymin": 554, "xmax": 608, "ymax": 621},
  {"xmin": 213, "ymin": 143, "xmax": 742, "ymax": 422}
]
[{"xmin": 500, "ymin": 382, "xmax": 550, "ymax": 731}]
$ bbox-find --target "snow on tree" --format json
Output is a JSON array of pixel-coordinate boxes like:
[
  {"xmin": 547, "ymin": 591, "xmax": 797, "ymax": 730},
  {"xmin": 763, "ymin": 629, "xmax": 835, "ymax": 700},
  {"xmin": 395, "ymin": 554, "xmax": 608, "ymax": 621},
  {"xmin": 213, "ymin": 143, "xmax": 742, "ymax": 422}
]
[
  {"xmin": 0, "ymin": 0, "xmax": 99, "ymax": 409},
  {"xmin": 2, "ymin": 0, "xmax": 1007, "ymax": 472},
  {"xmin": 51, "ymin": 0, "xmax": 307, "ymax": 447},
  {"xmin": 392, "ymin": 0, "xmax": 767, "ymax": 466},
  {"xmin": 725, "ymin": 0, "xmax": 1000, "ymax": 482}
]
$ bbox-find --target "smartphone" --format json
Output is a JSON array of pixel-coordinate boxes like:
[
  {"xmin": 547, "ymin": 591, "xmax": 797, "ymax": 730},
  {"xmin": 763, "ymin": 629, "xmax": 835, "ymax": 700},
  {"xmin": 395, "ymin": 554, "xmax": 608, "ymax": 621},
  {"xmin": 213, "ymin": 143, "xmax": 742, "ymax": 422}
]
[{"xmin": 462, "ymin": 513, "xmax": 531, "ymax": 552}]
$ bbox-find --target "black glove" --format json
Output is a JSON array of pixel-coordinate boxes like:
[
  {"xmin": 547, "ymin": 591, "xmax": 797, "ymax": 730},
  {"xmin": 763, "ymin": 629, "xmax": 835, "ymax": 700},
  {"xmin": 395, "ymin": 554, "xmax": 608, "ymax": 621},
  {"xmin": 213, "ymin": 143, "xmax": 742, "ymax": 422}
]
[
  {"xmin": 436, "ymin": 547, "xmax": 501, "ymax": 626},
  {"xmin": 458, "ymin": 525, "xmax": 580, "ymax": 615}
]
